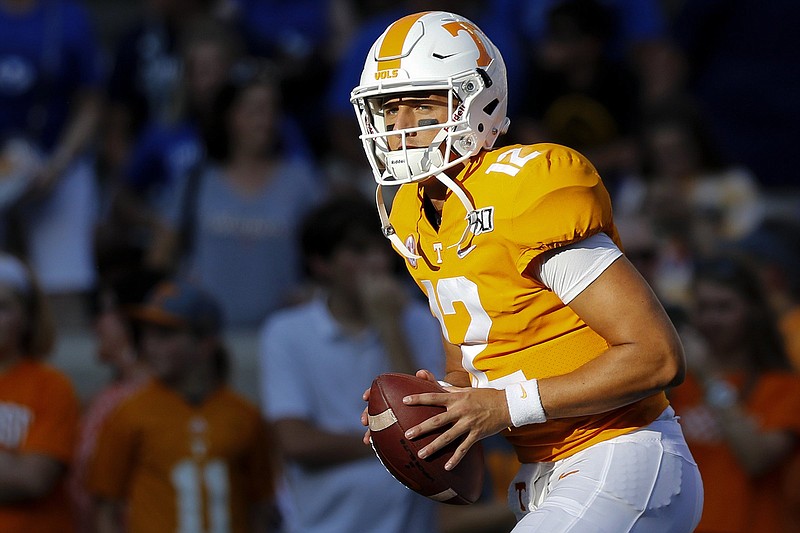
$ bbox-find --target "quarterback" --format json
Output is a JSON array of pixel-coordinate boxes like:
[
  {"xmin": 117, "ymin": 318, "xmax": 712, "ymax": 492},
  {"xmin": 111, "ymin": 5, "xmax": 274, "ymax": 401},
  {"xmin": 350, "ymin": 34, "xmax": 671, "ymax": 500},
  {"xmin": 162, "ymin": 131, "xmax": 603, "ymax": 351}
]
[{"xmin": 354, "ymin": 11, "xmax": 704, "ymax": 532}]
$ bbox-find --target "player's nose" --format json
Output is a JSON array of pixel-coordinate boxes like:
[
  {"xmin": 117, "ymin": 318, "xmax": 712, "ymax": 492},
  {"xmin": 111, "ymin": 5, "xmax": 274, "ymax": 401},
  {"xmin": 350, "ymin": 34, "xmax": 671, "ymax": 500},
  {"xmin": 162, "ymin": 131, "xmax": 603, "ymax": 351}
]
[{"xmin": 394, "ymin": 106, "xmax": 418, "ymax": 133}]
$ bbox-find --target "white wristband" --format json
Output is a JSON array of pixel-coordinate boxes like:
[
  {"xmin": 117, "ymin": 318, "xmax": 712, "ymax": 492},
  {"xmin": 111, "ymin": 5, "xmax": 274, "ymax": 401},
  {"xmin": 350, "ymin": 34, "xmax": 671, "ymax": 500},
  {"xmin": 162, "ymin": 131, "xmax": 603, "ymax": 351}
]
[{"xmin": 505, "ymin": 379, "xmax": 547, "ymax": 427}]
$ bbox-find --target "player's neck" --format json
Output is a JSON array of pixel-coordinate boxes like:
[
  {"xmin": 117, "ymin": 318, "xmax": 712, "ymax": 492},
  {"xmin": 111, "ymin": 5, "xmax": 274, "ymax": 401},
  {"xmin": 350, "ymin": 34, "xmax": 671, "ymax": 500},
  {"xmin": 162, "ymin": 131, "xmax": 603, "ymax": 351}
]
[{"xmin": 422, "ymin": 178, "xmax": 447, "ymax": 211}]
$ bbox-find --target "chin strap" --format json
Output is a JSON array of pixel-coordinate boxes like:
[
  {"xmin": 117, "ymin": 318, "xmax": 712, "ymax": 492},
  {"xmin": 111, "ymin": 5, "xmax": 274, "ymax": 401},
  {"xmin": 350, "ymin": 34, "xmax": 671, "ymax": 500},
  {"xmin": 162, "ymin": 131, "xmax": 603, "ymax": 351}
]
[
  {"xmin": 432, "ymin": 172, "xmax": 477, "ymax": 255},
  {"xmin": 375, "ymin": 171, "xmax": 478, "ymax": 262},
  {"xmin": 376, "ymin": 184, "xmax": 421, "ymax": 260}
]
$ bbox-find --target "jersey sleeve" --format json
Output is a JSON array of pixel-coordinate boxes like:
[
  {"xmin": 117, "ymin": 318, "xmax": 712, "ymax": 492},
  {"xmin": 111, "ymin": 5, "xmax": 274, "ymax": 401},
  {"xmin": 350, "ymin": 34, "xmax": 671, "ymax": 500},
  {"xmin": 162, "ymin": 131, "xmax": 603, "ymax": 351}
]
[
  {"xmin": 507, "ymin": 144, "xmax": 617, "ymax": 273},
  {"xmin": 85, "ymin": 400, "xmax": 139, "ymax": 500},
  {"xmin": 536, "ymin": 232, "xmax": 623, "ymax": 304}
]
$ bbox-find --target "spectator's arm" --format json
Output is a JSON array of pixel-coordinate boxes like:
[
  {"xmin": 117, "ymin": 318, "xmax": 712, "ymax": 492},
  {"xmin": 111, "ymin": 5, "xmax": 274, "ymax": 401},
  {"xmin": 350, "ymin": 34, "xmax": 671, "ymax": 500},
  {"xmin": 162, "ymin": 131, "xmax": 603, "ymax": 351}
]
[
  {"xmin": 273, "ymin": 418, "xmax": 373, "ymax": 468},
  {"xmin": 94, "ymin": 497, "xmax": 125, "ymax": 533},
  {"xmin": 359, "ymin": 272, "xmax": 418, "ymax": 375},
  {"xmin": 32, "ymin": 89, "xmax": 103, "ymax": 196},
  {"xmin": 0, "ymin": 450, "xmax": 65, "ymax": 503},
  {"xmin": 709, "ymin": 401, "xmax": 796, "ymax": 477},
  {"xmin": 250, "ymin": 499, "xmax": 282, "ymax": 533}
]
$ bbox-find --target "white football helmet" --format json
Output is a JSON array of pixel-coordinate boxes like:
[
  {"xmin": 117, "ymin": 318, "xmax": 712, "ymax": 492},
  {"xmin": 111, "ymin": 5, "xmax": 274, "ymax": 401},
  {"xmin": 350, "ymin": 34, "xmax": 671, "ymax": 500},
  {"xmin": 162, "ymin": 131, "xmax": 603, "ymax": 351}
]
[{"xmin": 351, "ymin": 11, "xmax": 510, "ymax": 259}]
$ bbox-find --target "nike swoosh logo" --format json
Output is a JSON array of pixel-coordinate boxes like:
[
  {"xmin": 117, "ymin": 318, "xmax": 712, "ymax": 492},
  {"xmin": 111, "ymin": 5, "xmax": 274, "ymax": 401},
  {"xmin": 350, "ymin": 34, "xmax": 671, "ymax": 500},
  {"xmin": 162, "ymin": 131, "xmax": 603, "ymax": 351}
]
[{"xmin": 519, "ymin": 384, "xmax": 527, "ymax": 399}]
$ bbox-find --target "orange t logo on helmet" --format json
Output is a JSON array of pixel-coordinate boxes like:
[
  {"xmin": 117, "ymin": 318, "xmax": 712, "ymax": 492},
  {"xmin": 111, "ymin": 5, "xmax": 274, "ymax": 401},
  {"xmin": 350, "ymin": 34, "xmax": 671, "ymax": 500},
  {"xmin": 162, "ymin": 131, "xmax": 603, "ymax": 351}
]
[
  {"xmin": 442, "ymin": 21, "xmax": 491, "ymax": 68},
  {"xmin": 375, "ymin": 12, "xmax": 491, "ymax": 75}
]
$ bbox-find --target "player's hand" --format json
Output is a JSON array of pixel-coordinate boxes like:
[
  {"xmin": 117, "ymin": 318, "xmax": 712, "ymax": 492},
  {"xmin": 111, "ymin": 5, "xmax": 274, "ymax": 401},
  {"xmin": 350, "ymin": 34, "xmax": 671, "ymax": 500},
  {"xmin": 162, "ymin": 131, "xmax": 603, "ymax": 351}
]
[
  {"xmin": 402, "ymin": 384, "xmax": 511, "ymax": 470},
  {"xmin": 361, "ymin": 386, "xmax": 373, "ymax": 446}
]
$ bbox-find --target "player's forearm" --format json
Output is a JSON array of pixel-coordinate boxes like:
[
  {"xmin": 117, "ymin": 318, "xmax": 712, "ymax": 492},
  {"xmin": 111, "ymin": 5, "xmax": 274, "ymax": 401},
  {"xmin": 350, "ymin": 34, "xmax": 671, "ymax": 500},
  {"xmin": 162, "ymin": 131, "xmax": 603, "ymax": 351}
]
[
  {"xmin": 442, "ymin": 370, "xmax": 471, "ymax": 387},
  {"xmin": 443, "ymin": 338, "xmax": 471, "ymax": 387},
  {"xmin": 538, "ymin": 339, "xmax": 683, "ymax": 419},
  {"xmin": 541, "ymin": 257, "xmax": 686, "ymax": 419}
]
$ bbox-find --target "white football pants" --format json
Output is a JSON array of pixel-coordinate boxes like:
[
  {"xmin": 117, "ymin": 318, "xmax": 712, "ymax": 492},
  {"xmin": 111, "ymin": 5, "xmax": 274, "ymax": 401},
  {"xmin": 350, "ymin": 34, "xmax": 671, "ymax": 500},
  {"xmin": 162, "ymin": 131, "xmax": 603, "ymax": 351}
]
[{"xmin": 508, "ymin": 407, "xmax": 703, "ymax": 532}]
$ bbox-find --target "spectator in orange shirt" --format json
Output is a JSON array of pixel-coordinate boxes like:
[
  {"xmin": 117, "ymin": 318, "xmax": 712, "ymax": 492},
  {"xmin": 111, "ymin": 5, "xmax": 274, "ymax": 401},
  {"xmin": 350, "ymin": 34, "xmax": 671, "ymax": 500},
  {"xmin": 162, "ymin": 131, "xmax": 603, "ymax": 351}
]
[
  {"xmin": 670, "ymin": 255, "xmax": 800, "ymax": 533},
  {"xmin": 68, "ymin": 267, "xmax": 163, "ymax": 533},
  {"xmin": 0, "ymin": 252, "xmax": 81, "ymax": 533},
  {"xmin": 88, "ymin": 279, "xmax": 280, "ymax": 533}
]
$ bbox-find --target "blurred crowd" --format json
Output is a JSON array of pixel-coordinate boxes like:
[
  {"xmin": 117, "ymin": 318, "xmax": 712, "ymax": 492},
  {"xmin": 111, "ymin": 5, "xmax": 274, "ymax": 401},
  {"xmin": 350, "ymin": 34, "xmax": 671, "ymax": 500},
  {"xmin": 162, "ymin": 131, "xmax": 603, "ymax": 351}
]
[{"xmin": 1, "ymin": 0, "xmax": 800, "ymax": 532}]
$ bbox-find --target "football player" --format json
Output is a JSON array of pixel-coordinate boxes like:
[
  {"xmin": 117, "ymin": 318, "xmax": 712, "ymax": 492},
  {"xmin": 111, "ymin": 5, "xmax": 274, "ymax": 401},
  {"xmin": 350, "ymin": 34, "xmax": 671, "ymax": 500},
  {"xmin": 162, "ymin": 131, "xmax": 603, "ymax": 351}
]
[{"xmin": 353, "ymin": 11, "xmax": 704, "ymax": 532}]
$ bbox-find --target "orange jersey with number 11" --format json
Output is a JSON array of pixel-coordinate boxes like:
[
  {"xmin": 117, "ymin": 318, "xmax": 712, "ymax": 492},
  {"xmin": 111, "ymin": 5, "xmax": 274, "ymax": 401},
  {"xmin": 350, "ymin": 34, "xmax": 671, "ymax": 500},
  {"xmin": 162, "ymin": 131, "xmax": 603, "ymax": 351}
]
[
  {"xmin": 389, "ymin": 143, "xmax": 668, "ymax": 463},
  {"xmin": 88, "ymin": 380, "xmax": 275, "ymax": 533}
]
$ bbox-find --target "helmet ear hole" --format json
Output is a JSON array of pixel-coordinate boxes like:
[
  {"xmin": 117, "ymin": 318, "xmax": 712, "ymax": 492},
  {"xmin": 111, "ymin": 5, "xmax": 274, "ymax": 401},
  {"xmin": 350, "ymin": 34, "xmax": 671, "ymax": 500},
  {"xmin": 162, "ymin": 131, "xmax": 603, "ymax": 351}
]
[{"xmin": 477, "ymin": 123, "xmax": 484, "ymax": 132}]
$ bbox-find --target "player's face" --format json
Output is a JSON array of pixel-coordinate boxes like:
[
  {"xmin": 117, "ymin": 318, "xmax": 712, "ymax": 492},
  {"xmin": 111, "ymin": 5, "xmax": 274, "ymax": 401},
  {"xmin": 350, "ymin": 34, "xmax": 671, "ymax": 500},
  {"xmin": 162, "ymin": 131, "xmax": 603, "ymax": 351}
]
[{"xmin": 381, "ymin": 93, "xmax": 450, "ymax": 150}]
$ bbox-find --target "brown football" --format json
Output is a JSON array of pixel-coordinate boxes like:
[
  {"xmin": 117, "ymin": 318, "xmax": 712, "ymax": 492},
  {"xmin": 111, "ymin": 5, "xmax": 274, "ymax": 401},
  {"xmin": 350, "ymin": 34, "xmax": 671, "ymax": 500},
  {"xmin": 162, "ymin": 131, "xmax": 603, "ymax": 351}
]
[{"xmin": 367, "ymin": 373, "xmax": 484, "ymax": 505}]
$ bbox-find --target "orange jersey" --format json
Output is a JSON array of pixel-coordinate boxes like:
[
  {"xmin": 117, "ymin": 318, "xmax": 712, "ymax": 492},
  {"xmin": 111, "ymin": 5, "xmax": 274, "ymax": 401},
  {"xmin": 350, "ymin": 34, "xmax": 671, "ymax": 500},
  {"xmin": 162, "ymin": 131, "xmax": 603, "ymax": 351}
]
[
  {"xmin": 88, "ymin": 380, "xmax": 276, "ymax": 533},
  {"xmin": 669, "ymin": 372, "xmax": 800, "ymax": 533},
  {"xmin": 389, "ymin": 143, "xmax": 668, "ymax": 462},
  {"xmin": 0, "ymin": 360, "xmax": 80, "ymax": 533}
]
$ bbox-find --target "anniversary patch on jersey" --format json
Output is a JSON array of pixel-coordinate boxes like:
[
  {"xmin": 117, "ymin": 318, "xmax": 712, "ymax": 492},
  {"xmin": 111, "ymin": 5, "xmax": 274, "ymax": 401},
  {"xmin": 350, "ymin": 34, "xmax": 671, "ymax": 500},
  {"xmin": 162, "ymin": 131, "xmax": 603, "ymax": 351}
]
[
  {"xmin": 404, "ymin": 234, "xmax": 418, "ymax": 268},
  {"xmin": 468, "ymin": 206, "xmax": 494, "ymax": 235}
]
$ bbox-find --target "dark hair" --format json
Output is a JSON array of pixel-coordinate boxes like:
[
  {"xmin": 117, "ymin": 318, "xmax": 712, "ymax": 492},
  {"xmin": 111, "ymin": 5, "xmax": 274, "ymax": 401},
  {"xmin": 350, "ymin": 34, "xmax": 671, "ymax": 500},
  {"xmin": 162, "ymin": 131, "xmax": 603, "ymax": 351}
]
[
  {"xmin": 0, "ymin": 255, "xmax": 56, "ymax": 359},
  {"xmin": 202, "ymin": 60, "xmax": 283, "ymax": 162},
  {"xmin": 299, "ymin": 195, "xmax": 384, "ymax": 278},
  {"xmin": 734, "ymin": 217, "xmax": 800, "ymax": 301},
  {"xmin": 692, "ymin": 255, "xmax": 790, "ymax": 372},
  {"xmin": 88, "ymin": 267, "xmax": 165, "ymax": 318},
  {"xmin": 640, "ymin": 97, "xmax": 727, "ymax": 174}
]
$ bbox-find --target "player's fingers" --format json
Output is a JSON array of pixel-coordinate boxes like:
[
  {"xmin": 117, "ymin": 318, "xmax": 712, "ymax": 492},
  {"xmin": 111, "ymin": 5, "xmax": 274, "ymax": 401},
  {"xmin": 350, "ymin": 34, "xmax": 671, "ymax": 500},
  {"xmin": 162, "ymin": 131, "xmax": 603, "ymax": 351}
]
[
  {"xmin": 404, "ymin": 407, "xmax": 456, "ymax": 441},
  {"xmin": 444, "ymin": 434, "xmax": 478, "ymax": 471},
  {"xmin": 416, "ymin": 424, "xmax": 468, "ymax": 461},
  {"xmin": 402, "ymin": 392, "xmax": 449, "ymax": 406},
  {"xmin": 415, "ymin": 369, "xmax": 437, "ymax": 382},
  {"xmin": 363, "ymin": 429, "xmax": 372, "ymax": 446},
  {"xmin": 362, "ymin": 387, "xmax": 371, "ymax": 401}
]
